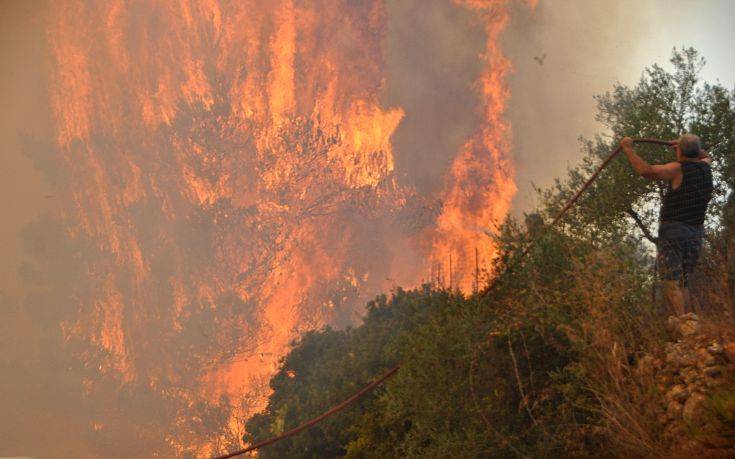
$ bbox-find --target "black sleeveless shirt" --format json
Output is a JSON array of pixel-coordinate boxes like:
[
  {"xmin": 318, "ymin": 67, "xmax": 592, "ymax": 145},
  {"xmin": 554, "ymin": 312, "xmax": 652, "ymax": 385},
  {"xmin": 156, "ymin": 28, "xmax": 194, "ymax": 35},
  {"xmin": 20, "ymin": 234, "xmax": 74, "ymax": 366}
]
[{"xmin": 660, "ymin": 161, "xmax": 713, "ymax": 226}]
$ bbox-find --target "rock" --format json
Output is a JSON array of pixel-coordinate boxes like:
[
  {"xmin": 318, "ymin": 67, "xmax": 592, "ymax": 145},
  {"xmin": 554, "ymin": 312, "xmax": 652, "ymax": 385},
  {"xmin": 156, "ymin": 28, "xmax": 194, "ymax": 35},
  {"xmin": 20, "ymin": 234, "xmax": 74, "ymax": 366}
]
[
  {"xmin": 680, "ymin": 312, "xmax": 700, "ymax": 322},
  {"xmin": 682, "ymin": 367, "xmax": 700, "ymax": 385},
  {"xmin": 686, "ymin": 383, "xmax": 699, "ymax": 396},
  {"xmin": 707, "ymin": 341, "xmax": 724, "ymax": 356},
  {"xmin": 680, "ymin": 317, "xmax": 702, "ymax": 337},
  {"xmin": 666, "ymin": 345, "xmax": 698, "ymax": 368},
  {"xmin": 704, "ymin": 366, "xmax": 722, "ymax": 378},
  {"xmin": 682, "ymin": 392, "xmax": 707, "ymax": 422},
  {"xmin": 666, "ymin": 313, "xmax": 702, "ymax": 338},
  {"xmin": 660, "ymin": 366, "xmax": 679, "ymax": 378},
  {"xmin": 666, "ymin": 384, "xmax": 689, "ymax": 403},
  {"xmin": 696, "ymin": 347, "xmax": 717, "ymax": 367},
  {"xmin": 704, "ymin": 375, "xmax": 725, "ymax": 389}
]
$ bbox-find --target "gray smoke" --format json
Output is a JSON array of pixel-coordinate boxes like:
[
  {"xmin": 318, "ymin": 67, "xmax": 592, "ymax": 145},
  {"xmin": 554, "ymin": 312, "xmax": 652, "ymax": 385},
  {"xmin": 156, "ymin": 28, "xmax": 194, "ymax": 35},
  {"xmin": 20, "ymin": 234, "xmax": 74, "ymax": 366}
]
[{"xmin": 503, "ymin": 0, "xmax": 653, "ymax": 212}]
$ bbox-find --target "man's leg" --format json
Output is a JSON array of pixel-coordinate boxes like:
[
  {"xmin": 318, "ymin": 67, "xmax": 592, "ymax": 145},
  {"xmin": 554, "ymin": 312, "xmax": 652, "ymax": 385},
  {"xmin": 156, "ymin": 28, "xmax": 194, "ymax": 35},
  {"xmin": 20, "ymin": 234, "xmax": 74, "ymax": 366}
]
[
  {"xmin": 658, "ymin": 224, "xmax": 686, "ymax": 316},
  {"xmin": 683, "ymin": 226, "xmax": 704, "ymax": 315}
]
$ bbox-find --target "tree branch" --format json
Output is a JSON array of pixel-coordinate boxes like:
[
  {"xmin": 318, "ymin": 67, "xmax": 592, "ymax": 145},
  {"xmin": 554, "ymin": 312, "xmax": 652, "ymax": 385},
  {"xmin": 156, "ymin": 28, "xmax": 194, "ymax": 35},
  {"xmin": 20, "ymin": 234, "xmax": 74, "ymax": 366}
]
[{"xmin": 625, "ymin": 207, "xmax": 658, "ymax": 244}]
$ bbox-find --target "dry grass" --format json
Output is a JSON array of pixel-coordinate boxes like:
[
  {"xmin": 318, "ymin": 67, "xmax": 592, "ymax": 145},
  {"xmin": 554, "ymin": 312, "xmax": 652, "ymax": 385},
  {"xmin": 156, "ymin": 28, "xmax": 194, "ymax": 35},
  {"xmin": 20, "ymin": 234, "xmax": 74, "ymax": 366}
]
[{"xmin": 553, "ymin": 245, "xmax": 735, "ymax": 457}]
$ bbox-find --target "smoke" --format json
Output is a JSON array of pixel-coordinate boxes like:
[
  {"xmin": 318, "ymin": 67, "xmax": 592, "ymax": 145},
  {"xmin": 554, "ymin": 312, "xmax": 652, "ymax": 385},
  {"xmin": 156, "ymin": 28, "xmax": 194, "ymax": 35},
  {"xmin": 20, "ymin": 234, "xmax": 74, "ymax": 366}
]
[
  {"xmin": 386, "ymin": 0, "xmax": 484, "ymax": 195},
  {"xmin": 503, "ymin": 0, "xmax": 653, "ymax": 212},
  {"xmin": 0, "ymin": 0, "xmax": 53, "ymax": 301},
  {"xmin": 0, "ymin": 1, "xmax": 76, "ymax": 457}
]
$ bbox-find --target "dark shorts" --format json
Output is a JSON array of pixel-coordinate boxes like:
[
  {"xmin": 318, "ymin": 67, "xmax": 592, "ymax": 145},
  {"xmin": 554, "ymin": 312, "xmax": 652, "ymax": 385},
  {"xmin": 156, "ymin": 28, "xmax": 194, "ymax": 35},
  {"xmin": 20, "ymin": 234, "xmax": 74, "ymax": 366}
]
[{"xmin": 657, "ymin": 221, "xmax": 704, "ymax": 285}]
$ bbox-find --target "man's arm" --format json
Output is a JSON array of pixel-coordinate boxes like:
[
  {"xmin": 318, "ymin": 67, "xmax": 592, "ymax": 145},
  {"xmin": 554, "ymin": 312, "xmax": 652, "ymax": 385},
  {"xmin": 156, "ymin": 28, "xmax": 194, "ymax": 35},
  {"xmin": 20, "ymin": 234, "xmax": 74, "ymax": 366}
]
[{"xmin": 620, "ymin": 137, "xmax": 680, "ymax": 181}]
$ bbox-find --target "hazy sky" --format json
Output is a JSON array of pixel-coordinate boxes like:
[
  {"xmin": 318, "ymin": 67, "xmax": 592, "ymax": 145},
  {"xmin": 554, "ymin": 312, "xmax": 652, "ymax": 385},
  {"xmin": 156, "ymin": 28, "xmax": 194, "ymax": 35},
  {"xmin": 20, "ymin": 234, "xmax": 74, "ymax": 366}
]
[
  {"xmin": 506, "ymin": 0, "xmax": 735, "ymax": 211},
  {"xmin": 637, "ymin": 0, "xmax": 735, "ymax": 86}
]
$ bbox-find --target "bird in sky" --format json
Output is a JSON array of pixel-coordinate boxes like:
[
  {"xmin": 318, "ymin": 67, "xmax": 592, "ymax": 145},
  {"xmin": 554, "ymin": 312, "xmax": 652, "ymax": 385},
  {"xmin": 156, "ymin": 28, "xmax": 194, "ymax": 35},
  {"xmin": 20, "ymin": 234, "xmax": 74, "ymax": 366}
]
[{"xmin": 534, "ymin": 52, "xmax": 547, "ymax": 65}]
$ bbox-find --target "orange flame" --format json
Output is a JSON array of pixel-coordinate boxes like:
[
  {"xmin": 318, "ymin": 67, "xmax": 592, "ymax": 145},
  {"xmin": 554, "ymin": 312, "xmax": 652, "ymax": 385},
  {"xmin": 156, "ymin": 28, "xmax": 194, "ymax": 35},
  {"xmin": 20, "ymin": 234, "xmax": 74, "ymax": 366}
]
[
  {"xmin": 45, "ymin": 0, "xmax": 525, "ymax": 455},
  {"xmin": 429, "ymin": 0, "xmax": 520, "ymax": 292}
]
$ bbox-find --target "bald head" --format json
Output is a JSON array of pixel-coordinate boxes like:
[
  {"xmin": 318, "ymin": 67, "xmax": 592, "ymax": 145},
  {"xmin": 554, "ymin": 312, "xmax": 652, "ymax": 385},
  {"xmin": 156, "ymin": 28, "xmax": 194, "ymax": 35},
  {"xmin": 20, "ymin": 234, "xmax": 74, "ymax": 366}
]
[{"xmin": 678, "ymin": 133, "xmax": 701, "ymax": 158}]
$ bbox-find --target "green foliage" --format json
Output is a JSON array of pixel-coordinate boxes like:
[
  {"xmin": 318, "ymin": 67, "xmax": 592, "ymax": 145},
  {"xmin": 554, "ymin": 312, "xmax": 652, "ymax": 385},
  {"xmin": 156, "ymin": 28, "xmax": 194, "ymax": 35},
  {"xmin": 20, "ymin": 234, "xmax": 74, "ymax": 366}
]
[
  {"xmin": 247, "ymin": 229, "xmax": 663, "ymax": 457},
  {"xmin": 244, "ymin": 48, "xmax": 734, "ymax": 458},
  {"xmin": 245, "ymin": 287, "xmax": 452, "ymax": 458}
]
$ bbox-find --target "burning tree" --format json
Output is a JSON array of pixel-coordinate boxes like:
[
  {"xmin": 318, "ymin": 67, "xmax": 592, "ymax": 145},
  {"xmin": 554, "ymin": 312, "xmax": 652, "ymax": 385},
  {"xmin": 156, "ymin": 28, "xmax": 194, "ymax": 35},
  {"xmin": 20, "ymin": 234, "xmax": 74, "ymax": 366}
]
[{"xmin": 20, "ymin": 0, "xmax": 521, "ymax": 455}]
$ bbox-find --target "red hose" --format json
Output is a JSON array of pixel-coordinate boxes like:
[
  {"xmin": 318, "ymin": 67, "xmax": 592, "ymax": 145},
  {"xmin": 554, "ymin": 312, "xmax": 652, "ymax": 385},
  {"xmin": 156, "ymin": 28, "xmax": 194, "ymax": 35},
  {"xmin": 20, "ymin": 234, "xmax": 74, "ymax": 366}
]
[
  {"xmin": 212, "ymin": 137, "xmax": 672, "ymax": 458},
  {"xmin": 213, "ymin": 366, "xmax": 400, "ymax": 459},
  {"xmin": 549, "ymin": 138, "xmax": 673, "ymax": 227},
  {"xmin": 476, "ymin": 138, "xmax": 673, "ymax": 299}
]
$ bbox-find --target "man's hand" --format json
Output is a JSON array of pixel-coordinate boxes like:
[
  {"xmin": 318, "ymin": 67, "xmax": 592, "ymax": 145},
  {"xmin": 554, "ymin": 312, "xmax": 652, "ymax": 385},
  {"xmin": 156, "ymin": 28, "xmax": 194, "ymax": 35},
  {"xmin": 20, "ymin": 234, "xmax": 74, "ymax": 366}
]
[{"xmin": 620, "ymin": 136, "xmax": 634, "ymax": 150}]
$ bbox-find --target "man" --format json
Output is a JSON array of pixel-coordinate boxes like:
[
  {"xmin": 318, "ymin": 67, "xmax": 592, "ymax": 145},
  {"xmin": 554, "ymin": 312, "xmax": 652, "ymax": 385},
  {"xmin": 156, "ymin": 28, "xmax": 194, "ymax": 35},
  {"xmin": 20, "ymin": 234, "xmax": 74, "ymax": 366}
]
[{"xmin": 621, "ymin": 134, "xmax": 713, "ymax": 316}]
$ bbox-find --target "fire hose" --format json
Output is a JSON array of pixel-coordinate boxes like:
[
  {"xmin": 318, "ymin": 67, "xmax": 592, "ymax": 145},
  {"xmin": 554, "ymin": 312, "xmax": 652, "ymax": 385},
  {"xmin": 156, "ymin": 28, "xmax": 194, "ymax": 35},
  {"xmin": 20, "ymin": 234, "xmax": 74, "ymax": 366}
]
[{"xmin": 213, "ymin": 138, "xmax": 673, "ymax": 459}]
